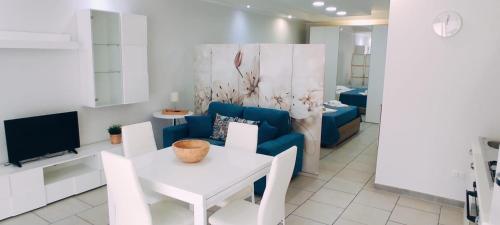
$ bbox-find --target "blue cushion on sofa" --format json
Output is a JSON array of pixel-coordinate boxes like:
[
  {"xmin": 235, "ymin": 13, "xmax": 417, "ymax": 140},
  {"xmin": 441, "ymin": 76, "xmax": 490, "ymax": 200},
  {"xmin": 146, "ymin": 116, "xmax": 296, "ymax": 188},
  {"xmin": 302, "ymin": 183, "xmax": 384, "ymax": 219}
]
[
  {"xmin": 207, "ymin": 102, "xmax": 244, "ymax": 119},
  {"xmin": 258, "ymin": 121, "xmax": 278, "ymax": 144},
  {"xmin": 243, "ymin": 106, "xmax": 292, "ymax": 137},
  {"xmin": 185, "ymin": 115, "xmax": 212, "ymax": 138}
]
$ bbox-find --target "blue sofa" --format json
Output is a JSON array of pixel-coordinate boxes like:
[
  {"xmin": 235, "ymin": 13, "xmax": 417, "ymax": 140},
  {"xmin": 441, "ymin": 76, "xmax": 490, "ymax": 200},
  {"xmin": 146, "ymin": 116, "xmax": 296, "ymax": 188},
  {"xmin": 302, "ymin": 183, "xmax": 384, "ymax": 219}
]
[{"xmin": 163, "ymin": 102, "xmax": 304, "ymax": 195}]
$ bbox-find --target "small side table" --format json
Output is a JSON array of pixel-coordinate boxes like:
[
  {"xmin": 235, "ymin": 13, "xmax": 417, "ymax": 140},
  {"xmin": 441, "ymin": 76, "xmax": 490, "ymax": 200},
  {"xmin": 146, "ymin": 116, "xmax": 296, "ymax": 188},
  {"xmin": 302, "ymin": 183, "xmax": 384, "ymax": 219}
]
[{"xmin": 153, "ymin": 111, "xmax": 193, "ymax": 126}]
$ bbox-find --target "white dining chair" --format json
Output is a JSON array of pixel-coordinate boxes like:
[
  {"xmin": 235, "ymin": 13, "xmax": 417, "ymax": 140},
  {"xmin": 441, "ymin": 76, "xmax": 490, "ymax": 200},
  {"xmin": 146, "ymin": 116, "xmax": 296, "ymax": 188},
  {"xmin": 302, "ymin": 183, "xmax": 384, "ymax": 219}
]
[
  {"xmin": 225, "ymin": 122, "xmax": 259, "ymax": 154},
  {"xmin": 122, "ymin": 121, "xmax": 157, "ymax": 158},
  {"xmin": 209, "ymin": 146, "xmax": 297, "ymax": 225},
  {"xmin": 101, "ymin": 151, "xmax": 193, "ymax": 225},
  {"xmin": 220, "ymin": 122, "xmax": 259, "ymax": 206},
  {"xmin": 122, "ymin": 121, "xmax": 166, "ymax": 204}
]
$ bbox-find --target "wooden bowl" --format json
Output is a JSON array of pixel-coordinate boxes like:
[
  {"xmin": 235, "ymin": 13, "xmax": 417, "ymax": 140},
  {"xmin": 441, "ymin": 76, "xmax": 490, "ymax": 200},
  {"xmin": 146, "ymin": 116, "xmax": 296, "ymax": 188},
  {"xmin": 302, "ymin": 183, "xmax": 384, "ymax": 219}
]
[{"xmin": 172, "ymin": 139, "xmax": 210, "ymax": 163}]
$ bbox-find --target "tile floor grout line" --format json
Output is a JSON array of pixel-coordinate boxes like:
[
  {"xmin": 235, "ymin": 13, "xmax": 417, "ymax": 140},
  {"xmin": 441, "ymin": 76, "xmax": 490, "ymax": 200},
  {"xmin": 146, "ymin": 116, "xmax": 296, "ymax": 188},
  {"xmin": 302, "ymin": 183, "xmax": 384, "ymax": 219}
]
[
  {"xmin": 32, "ymin": 211, "xmax": 52, "ymax": 224},
  {"xmin": 393, "ymin": 202, "xmax": 442, "ymax": 215},
  {"xmin": 286, "ymin": 138, "xmax": 374, "ymax": 224},
  {"xmin": 288, "ymin": 214, "xmax": 329, "ymax": 225},
  {"xmin": 76, "ymin": 214, "xmax": 95, "ymax": 225},
  {"xmin": 331, "ymin": 173, "xmax": 377, "ymax": 225},
  {"xmin": 384, "ymin": 194, "xmax": 401, "ymax": 225},
  {"xmin": 330, "ymin": 137, "xmax": 380, "ymax": 224},
  {"xmin": 318, "ymin": 142, "xmax": 379, "ymax": 225},
  {"xmin": 31, "ymin": 212, "xmax": 52, "ymax": 225}
]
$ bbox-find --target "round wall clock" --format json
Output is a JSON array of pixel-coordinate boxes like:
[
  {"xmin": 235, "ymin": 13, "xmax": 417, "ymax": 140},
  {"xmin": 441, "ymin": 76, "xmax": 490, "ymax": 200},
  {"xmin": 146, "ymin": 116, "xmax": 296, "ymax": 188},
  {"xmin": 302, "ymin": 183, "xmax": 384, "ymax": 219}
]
[{"xmin": 433, "ymin": 11, "xmax": 462, "ymax": 38}]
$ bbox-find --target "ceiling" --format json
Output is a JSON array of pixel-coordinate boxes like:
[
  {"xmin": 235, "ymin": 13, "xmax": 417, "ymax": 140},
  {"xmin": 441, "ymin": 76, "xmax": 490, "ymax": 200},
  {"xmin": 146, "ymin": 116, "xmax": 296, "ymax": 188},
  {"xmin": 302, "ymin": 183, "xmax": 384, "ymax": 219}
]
[{"xmin": 201, "ymin": 0, "xmax": 390, "ymax": 23}]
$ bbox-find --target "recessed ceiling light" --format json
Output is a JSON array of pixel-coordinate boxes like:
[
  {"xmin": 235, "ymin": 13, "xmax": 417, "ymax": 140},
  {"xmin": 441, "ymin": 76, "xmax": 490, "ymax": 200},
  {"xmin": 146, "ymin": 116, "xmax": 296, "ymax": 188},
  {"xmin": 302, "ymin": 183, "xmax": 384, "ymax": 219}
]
[
  {"xmin": 312, "ymin": 1, "xmax": 325, "ymax": 7},
  {"xmin": 336, "ymin": 11, "xmax": 347, "ymax": 16},
  {"xmin": 325, "ymin": 6, "xmax": 337, "ymax": 12},
  {"xmin": 287, "ymin": 15, "xmax": 293, "ymax": 19},
  {"xmin": 246, "ymin": 4, "xmax": 251, "ymax": 9}
]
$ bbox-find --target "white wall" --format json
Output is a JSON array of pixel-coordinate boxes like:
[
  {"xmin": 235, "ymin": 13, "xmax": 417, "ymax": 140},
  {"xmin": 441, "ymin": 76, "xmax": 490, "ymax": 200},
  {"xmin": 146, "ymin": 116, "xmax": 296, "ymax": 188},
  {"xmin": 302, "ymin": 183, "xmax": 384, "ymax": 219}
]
[
  {"xmin": 0, "ymin": 0, "xmax": 306, "ymax": 163},
  {"xmin": 337, "ymin": 27, "xmax": 354, "ymax": 86},
  {"xmin": 376, "ymin": 0, "xmax": 500, "ymax": 201},
  {"xmin": 365, "ymin": 25, "xmax": 388, "ymax": 123},
  {"xmin": 309, "ymin": 26, "xmax": 340, "ymax": 101}
]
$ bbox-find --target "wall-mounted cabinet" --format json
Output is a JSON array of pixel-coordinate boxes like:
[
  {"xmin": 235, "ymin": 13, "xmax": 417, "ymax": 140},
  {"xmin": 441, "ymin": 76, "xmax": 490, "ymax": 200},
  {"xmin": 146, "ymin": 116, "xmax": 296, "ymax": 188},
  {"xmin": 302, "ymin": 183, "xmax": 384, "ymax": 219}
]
[{"xmin": 77, "ymin": 9, "xmax": 149, "ymax": 108}]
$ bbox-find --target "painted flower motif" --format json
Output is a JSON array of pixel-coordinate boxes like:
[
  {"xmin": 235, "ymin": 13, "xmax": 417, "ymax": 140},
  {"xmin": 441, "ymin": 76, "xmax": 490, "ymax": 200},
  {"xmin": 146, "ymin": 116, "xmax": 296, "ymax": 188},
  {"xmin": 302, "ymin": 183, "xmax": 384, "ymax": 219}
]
[
  {"xmin": 292, "ymin": 89, "xmax": 322, "ymax": 119},
  {"xmin": 265, "ymin": 92, "xmax": 290, "ymax": 110},
  {"xmin": 242, "ymin": 70, "xmax": 260, "ymax": 100},
  {"xmin": 234, "ymin": 50, "xmax": 243, "ymax": 78},
  {"xmin": 298, "ymin": 89, "xmax": 321, "ymax": 112},
  {"xmin": 194, "ymin": 84, "xmax": 212, "ymax": 113},
  {"xmin": 212, "ymin": 81, "xmax": 242, "ymax": 105}
]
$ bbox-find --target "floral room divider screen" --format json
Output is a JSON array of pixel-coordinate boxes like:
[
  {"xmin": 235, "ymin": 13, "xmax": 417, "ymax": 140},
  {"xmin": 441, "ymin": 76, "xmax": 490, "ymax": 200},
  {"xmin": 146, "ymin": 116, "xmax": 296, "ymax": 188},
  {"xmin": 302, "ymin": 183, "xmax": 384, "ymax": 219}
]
[{"xmin": 194, "ymin": 44, "xmax": 325, "ymax": 174}]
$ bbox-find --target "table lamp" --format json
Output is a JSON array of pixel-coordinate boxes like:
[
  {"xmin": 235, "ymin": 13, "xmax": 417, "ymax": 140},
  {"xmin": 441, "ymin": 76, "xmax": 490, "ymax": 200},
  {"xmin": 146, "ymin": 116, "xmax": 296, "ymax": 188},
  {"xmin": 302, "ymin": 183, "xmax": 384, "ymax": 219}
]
[{"xmin": 171, "ymin": 92, "xmax": 179, "ymax": 110}]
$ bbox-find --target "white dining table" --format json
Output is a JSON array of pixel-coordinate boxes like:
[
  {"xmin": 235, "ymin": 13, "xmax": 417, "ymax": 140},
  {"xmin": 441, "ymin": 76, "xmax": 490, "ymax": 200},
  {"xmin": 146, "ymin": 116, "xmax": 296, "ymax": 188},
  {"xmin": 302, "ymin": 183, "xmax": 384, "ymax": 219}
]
[{"xmin": 123, "ymin": 145, "xmax": 273, "ymax": 225}]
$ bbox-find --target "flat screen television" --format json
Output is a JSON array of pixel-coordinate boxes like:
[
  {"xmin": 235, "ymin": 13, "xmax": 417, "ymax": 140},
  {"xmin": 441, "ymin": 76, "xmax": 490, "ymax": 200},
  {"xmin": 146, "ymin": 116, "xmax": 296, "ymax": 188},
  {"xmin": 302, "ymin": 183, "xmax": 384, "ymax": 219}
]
[{"xmin": 4, "ymin": 111, "xmax": 80, "ymax": 167}]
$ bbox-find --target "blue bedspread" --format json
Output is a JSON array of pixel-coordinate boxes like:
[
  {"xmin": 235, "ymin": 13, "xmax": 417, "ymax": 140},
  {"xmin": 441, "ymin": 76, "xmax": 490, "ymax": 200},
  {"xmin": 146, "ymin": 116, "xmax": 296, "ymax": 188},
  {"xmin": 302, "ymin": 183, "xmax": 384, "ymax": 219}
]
[
  {"xmin": 339, "ymin": 88, "xmax": 367, "ymax": 108},
  {"xmin": 321, "ymin": 106, "xmax": 359, "ymax": 147}
]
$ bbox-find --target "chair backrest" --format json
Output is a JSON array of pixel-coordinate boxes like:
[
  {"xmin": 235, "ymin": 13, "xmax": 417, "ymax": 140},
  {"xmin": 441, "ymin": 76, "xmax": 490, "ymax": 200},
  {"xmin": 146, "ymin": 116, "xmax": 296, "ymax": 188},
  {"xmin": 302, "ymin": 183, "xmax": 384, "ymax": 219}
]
[
  {"xmin": 225, "ymin": 122, "xmax": 258, "ymax": 154},
  {"xmin": 257, "ymin": 146, "xmax": 297, "ymax": 225},
  {"xmin": 122, "ymin": 121, "xmax": 157, "ymax": 158},
  {"xmin": 101, "ymin": 151, "xmax": 152, "ymax": 225}
]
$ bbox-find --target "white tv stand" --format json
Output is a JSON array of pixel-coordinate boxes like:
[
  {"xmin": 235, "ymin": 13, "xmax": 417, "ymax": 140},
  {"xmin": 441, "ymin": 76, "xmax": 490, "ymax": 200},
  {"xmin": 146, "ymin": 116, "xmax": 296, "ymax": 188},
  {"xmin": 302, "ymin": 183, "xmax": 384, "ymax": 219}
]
[{"xmin": 0, "ymin": 141, "xmax": 122, "ymax": 220}]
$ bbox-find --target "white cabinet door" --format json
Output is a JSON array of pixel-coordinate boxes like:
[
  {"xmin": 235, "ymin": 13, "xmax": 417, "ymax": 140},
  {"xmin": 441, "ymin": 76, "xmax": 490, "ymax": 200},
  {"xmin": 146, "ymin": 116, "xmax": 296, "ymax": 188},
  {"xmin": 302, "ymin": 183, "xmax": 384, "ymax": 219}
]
[
  {"xmin": 122, "ymin": 45, "xmax": 149, "ymax": 104},
  {"xmin": 0, "ymin": 197, "xmax": 11, "ymax": 220},
  {"xmin": 0, "ymin": 175, "xmax": 10, "ymax": 198},
  {"xmin": 121, "ymin": 13, "xmax": 147, "ymax": 45},
  {"xmin": 75, "ymin": 171, "xmax": 101, "ymax": 193},
  {"xmin": 0, "ymin": 175, "xmax": 12, "ymax": 219},
  {"xmin": 45, "ymin": 179, "xmax": 75, "ymax": 204},
  {"xmin": 10, "ymin": 168, "xmax": 46, "ymax": 215}
]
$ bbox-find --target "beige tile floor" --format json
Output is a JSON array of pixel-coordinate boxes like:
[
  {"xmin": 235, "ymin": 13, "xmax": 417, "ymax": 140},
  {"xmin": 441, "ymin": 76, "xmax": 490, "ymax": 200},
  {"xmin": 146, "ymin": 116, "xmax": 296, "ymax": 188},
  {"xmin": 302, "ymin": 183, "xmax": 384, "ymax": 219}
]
[{"xmin": 0, "ymin": 123, "xmax": 465, "ymax": 225}]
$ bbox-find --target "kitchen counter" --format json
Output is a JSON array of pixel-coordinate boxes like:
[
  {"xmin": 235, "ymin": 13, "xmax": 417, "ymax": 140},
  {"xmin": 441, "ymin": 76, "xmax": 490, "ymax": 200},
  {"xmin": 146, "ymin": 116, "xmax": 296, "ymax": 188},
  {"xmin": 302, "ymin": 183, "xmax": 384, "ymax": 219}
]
[{"xmin": 470, "ymin": 137, "xmax": 499, "ymax": 225}]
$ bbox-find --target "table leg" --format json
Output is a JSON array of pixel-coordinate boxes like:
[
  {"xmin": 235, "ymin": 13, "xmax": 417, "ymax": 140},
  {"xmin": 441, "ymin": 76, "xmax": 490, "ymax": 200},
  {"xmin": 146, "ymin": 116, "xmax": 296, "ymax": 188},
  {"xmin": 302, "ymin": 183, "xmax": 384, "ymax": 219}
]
[
  {"xmin": 173, "ymin": 118, "xmax": 177, "ymax": 126},
  {"xmin": 108, "ymin": 189, "xmax": 116, "ymax": 225},
  {"xmin": 194, "ymin": 200, "xmax": 207, "ymax": 225}
]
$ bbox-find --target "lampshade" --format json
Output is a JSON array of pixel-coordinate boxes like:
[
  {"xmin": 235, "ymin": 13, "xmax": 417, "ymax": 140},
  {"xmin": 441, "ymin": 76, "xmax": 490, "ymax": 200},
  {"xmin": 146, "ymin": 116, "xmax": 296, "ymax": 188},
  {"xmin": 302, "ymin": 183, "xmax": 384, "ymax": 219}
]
[{"xmin": 170, "ymin": 92, "xmax": 179, "ymax": 102}]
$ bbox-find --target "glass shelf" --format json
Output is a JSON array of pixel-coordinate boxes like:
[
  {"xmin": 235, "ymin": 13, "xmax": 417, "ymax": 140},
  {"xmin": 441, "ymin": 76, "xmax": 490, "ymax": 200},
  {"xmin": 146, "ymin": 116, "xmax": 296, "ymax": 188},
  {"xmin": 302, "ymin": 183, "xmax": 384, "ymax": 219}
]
[
  {"xmin": 93, "ymin": 43, "xmax": 120, "ymax": 46},
  {"xmin": 95, "ymin": 71, "xmax": 121, "ymax": 74}
]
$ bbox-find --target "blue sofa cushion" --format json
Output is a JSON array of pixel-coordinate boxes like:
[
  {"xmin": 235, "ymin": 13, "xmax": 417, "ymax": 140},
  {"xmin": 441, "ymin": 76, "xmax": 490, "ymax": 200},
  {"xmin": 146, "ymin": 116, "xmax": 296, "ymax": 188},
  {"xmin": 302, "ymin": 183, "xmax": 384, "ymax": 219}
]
[
  {"xmin": 258, "ymin": 121, "xmax": 278, "ymax": 144},
  {"xmin": 185, "ymin": 115, "xmax": 212, "ymax": 138},
  {"xmin": 243, "ymin": 106, "xmax": 292, "ymax": 137},
  {"xmin": 163, "ymin": 124, "xmax": 189, "ymax": 147},
  {"xmin": 210, "ymin": 114, "xmax": 238, "ymax": 141},
  {"xmin": 207, "ymin": 102, "xmax": 244, "ymax": 119}
]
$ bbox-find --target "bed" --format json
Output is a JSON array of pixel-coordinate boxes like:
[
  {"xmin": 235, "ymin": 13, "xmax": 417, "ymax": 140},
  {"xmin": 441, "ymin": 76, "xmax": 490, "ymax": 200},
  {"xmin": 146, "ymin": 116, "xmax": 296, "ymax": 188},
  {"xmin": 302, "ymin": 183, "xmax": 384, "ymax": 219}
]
[
  {"xmin": 339, "ymin": 88, "xmax": 368, "ymax": 114},
  {"xmin": 321, "ymin": 106, "xmax": 361, "ymax": 147}
]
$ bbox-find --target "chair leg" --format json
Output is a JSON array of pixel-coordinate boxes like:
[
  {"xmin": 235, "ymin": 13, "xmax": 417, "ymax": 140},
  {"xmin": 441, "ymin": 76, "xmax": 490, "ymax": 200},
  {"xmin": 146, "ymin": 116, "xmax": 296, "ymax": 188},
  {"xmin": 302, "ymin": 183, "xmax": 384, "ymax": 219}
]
[{"xmin": 251, "ymin": 186, "xmax": 255, "ymax": 203}]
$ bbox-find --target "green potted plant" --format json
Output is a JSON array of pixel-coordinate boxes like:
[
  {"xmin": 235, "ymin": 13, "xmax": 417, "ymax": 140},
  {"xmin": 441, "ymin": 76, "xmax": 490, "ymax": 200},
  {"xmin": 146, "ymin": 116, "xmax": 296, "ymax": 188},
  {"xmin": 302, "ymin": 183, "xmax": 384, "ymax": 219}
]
[{"xmin": 107, "ymin": 124, "xmax": 122, "ymax": 144}]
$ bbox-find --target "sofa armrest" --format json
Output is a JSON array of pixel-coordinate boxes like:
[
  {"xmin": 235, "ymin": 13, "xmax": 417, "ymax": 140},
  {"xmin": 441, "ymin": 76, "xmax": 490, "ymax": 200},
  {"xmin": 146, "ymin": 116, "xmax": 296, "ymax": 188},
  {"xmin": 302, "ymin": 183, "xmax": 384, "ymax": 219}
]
[
  {"xmin": 254, "ymin": 132, "xmax": 304, "ymax": 195},
  {"xmin": 258, "ymin": 132, "xmax": 304, "ymax": 175},
  {"xmin": 163, "ymin": 124, "xmax": 189, "ymax": 147}
]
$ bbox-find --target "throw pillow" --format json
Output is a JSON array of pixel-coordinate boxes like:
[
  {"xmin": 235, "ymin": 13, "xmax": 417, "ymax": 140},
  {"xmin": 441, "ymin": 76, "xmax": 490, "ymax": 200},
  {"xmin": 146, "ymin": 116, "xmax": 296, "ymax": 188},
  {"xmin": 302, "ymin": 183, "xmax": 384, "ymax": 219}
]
[
  {"xmin": 236, "ymin": 118, "xmax": 260, "ymax": 126},
  {"xmin": 210, "ymin": 114, "xmax": 237, "ymax": 141},
  {"xmin": 185, "ymin": 115, "xmax": 213, "ymax": 138},
  {"xmin": 258, "ymin": 121, "xmax": 278, "ymax": 144}
]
